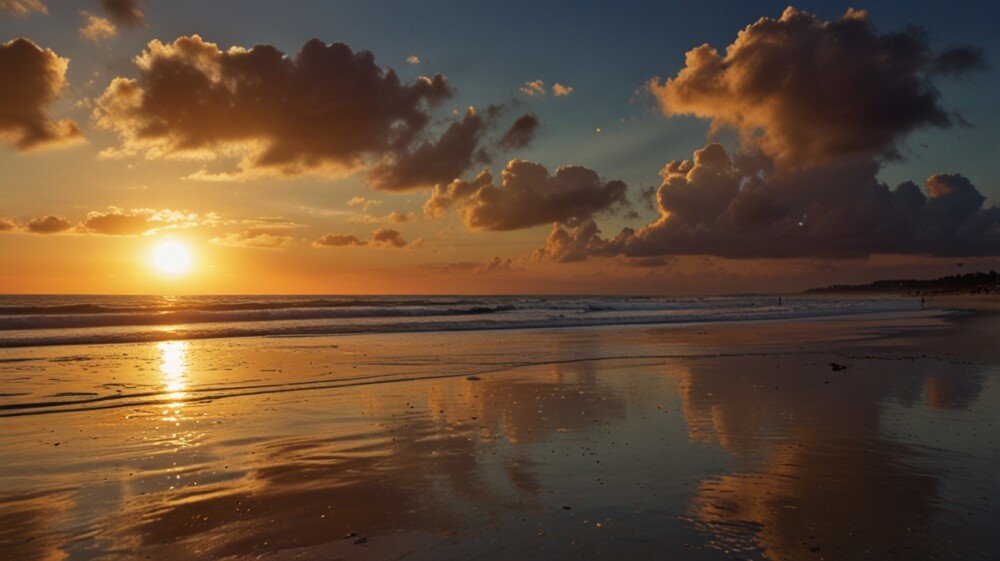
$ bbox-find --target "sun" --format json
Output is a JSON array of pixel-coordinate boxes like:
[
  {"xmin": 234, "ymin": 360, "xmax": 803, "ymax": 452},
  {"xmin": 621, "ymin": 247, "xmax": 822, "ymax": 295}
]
[{"xmin": 152, "ymin": 241, "xmax": 193, "ymax": 276}]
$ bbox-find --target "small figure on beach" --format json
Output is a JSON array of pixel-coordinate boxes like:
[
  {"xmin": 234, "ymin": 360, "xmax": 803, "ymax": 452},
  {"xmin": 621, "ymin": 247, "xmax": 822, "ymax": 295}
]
[
  {"xmin": 778, "ymin": 296, "xmax": 782, "ymax": 306},
  {"xmin": 921, "ymin": 296, "xmax": 925, "ymax": 308}
]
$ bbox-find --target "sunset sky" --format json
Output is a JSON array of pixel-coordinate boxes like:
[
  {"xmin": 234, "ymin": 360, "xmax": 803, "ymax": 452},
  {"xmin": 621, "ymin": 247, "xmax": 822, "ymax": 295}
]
[{"xmin": 1, "ymin": 0, "xmax": 998, "ymax": 294}]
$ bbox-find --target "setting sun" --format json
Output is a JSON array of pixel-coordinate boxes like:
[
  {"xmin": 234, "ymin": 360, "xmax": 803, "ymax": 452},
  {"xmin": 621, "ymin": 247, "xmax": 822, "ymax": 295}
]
[{"xmin": 152, "ymin": 241, "xmax": 192, "ymax": 276}]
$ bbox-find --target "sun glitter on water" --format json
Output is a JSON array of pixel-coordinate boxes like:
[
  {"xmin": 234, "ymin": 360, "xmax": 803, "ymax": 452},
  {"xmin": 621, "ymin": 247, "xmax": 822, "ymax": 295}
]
[{"xmin": 152, "ymin": 241, "xmax": 193, "ymax": 276}]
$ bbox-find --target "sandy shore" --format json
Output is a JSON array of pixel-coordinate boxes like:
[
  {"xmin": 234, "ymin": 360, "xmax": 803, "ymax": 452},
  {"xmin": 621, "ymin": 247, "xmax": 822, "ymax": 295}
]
[{"xmin": 1, "ymin": 310, "xmax": 998, "ymax": 560}]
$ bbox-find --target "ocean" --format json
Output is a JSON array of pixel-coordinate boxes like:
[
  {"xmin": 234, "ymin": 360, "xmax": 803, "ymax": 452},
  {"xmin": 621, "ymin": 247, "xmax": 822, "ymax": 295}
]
[{"xmin": 0, "ymin": 294, "xmax": 922, "ymax": 348}]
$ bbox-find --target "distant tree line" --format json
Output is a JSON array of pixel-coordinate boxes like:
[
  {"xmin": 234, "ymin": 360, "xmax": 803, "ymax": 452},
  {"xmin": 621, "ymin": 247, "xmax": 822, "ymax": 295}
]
[{"xmin": 803, "ymin": 271, "xmax": 1000, "ymax": 295}]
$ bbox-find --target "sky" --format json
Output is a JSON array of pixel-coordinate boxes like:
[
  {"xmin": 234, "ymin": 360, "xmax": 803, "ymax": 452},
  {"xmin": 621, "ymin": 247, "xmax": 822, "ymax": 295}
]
[{"xmin": 1, "ymin": 0, "xmax": 998, "ymax": 295}]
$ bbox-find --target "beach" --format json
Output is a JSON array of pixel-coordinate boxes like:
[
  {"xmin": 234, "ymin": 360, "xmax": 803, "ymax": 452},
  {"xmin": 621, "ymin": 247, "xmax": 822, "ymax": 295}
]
[{"xmin": 1, "ymin": 307, "xmax": 998, "ymax": 560}]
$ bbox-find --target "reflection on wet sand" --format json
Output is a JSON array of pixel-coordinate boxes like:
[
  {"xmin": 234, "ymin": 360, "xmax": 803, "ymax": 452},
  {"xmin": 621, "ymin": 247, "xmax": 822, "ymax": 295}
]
[
  {"xmin": 0, "ymin": 317, "xmax": 997, "ymax": 560},
  {"xmin": 677, "ymin": 354, "xmax": 992, "ymax": 560}
]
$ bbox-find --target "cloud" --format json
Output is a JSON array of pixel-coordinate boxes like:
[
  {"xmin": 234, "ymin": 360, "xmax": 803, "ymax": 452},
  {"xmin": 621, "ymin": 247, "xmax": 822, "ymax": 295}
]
[
  {"xmin": 97, "ymin": 0, "xmax": 143, "ymax": 27},
  {"xmin": 425, "ymin": 160, "xmax": 628, "ymax": 231},
  {"xmin": 367, "ymin": 106, "xmax": 492, "ymax": 191},
  {"xmin": 82, "ymin": 208, "xmax": 160, "ymax": 235},
  {"xmin": 475, "ymin": 256, "xmax": 518, "ymax": 274},
  {"xmin": 80, "ymin": 207, "xmax": 212, "ymax": 235},
  {"xmin": 0, "ymin": 0, "xmax": 47, "ymax": 16},
  {"xmin": 932, "ymin": 46, "xmax": 988, "ymax": 76},
  {"xmin": 534, "ymin": 219, "xmax": 622, "ymax": 262},
  {"xmin": 498, "ymin": 113, "xmax": 540, "ymax": 150},
  {"xmin": 552, "ymin": 83, "xmax": 573, "ymax": 97},
  {"xmin": 349, "ymin": 210, "xmax": 418, "ymax": 224},
  {"xmin": 544, "ymin": 143, "xmax": 1000, "ymax": 259},
  {"xmin": 79, "ymin": 11, "xmax": 117, "ymax": 43},
  {"xmin": 0, "ymin": 38, "xmax": 82, "ymax": 151},
  {"xmin": 0, "ymin": 218, "xmax": 18, "ymax": 231},
  {"xmin": 94, "ymin": 36, "xmax": 453, "ymax": 180},
  {"xmin": 647, "ymin": 7, "xmax": 983, "ymax": 169},
  {"xmin": 313, "ymin": 228, "xmax": 415, "ymax": 248},
  {"xmin": 210, "ymin": 230, "xmax": 294, "ymax": 249},
  {"xmin": 406, "ymin": 55, "xmax": 420, "ymax": 64},
  {"xmin": 25, "ymin": 215, "xmax": 71, "ymax": 234},
  {"xmin": 519, "ymin": 79, "xmax": 546, "ymax": 97}
]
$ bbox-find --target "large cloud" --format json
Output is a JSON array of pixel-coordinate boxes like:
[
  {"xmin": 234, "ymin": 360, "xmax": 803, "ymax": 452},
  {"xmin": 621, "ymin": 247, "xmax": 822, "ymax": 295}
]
[
  {"xmin": 648, "ymin": 7, "xmax": 984, "ymax": 169},
  {"xmin": 94, "ymin": 36, "xmax": 454, "ymax": 181},
  {"xmin": 0, "ymin": 38, "xmax": 81, "ymax": 151},
  {"xmin": 544, "ymin": 143, "xmax": 1000, "ymax": 259},
  {"xmin": 424, "ymin": 160, "xmax": 628, "ymax": 231},
  {"xmin": 97, "ymin": 0, "xmax": 143, "ymax": 27}
]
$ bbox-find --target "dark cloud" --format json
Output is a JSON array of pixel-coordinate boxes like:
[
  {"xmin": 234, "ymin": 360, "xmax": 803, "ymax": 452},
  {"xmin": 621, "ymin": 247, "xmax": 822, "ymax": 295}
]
[
  {"xmin": 97, "ymin": 0, "xmax": 143, "ymax": 27},
  {"xmin": 534, "ymin": 219, "xmax": 614, "ymax": 262},
  {"xmin": 368, "ymin": 107, "xmax": 492, "ymax": 191},
  {"xmin": 498, "ymin": 113, "xmax": 540, "ymax": 150},
  {"xmin": 475, "ymin": 256, "xmax": 518, "ymax": 274},
  {"xmin": 0, "ymin": 38, "xmax": 81, "ymax": 151},
  {"xmin": 25, "ymin": 215, "xmax": 71, "ymax": 234},
  {"xmin": 544, "ymin": 143, "xmax": 1000, "ymax": 260},
  {"xmin": 932, "ymin": 46, "xmax": 987, "ymax": 76},
  {"xmin": 424, "ymin": 160, "xmax": 628, "ymax": 231},
  {"xmin": 95, "ymin": 36, "xmax": 452, "ymax": 179},
  {"xmin": 648, "ymin": 7, "xmax": 981, "ymax": 168},
  {"xmin": 313, "ymin": 228, "xmax": 414, "ymax": 248},
  {"xmin": 0, "ymin": 0, "xmax": 47, "ymax": 16}
]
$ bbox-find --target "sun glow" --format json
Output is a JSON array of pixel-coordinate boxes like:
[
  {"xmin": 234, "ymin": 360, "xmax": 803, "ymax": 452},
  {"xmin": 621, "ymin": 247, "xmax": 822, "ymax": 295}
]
[{"xmin": 152, "ymin": 241, "xmax": 192, "ymax": 276}]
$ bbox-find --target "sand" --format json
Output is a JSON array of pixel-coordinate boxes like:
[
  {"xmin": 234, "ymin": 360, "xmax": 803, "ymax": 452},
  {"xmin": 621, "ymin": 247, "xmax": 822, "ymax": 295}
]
[{"xmin": 1, "ymin": 310, "xmax": 998, "ymax": 560}]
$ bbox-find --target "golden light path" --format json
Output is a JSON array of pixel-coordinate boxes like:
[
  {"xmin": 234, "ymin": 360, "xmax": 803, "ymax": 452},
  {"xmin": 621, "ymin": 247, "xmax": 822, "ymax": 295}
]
[{"xmin": 158, "ymin": 341, "xmax": 188, "ymax": 416}]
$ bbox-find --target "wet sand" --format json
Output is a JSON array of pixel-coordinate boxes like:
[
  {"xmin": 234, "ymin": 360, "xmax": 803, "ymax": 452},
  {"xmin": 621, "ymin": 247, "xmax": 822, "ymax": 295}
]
[{"xmin": 1, "ymin": 311, "xmax": 998, "ymax": 560}]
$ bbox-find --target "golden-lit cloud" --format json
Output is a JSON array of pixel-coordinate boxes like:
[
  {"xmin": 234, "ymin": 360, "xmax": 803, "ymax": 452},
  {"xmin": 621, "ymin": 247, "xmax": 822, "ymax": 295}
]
[
  {"xmin": 81, "ymin": 207, "xmax": 214, "ymax": 235},
  {"xmin": 79, "ymin": 11, "xmax": 117, "ymax": 43},
  {"xmin": 0, "ymin": 38, "xmax": 82, "ymax": 151},
  {"xmin": 519, "ymin": 79, "xmax": 545, "ymax": 97},
  {"xmin": 25, "ymin": 214, "xmax": 71, "ymax": 234},
  {"xmin": 0, "ymin": 0, "xmax": 47, "ymax": 16},
  {"xmin": 406, "ymin": 55, "xmax": 420, "ymax": 64},
  {"xmin": 97, "ymin": 0, "xmax": 144, "ymax": 27},
  {"xmin": 0, "ymin": 217, "xmax": 18, "ymax": 231},
  {"xmin": 648, "ymin": 7, "xmax": 985, "ymax": 169},
  {"xmin": 348, "ymin": 210, "xmax": 418, "ymax": 224},
  {"xmin": 425, "ymin": 160, "xmax": 628, "ymax": 231},
  {"xmin": 94, "ymin": 36, "xmax": 453, "ymax": 181},
  {"xmin": 313, "ymin": 228, "xmax": 416, "ymax": 249},
  {"xmin": 346, "ymin": 196, "xmax": 382, "ymax": 211},
  {"xmin": 552, "ymin": 83, "xmax": 573, "ymax": 97},
  {"xmin": 210, "ymin": 230, "xmax": 295, "ymax": 249}
]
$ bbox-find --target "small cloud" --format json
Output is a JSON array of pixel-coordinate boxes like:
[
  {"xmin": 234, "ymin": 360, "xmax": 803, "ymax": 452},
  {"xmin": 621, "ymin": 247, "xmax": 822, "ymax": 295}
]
[
  {"xmin": 79, "ymin": 11, "xmax": 118, "ymax": 44},
  {"xmin": 552, "ymin": 83, "xmax": 573, "ymax": 97},
  {"xmin": 0, "ymin": 217, "xmax": 18, "ymax": 232},
  {"xmin": 313, "ymin": 228, "xmax": 417, "ymax": 249},
  {"xmin": 519, "ymin": 79, "xmax": 546, "ymax": 97},
  {"xmin": 26, "ymin": 215, "xmax": 72, "ymax": 234},
  {"xmin": 595, "ymin": 128, "xmax": 602, "ymax": 134},
  {"xmin": 406, "ymin": 55, "xmax": 420, "ymax": 64},
  {"xmin": 97, "ymin": 0, "xmax": 144, "ymax": 28},
  {"xmin": 499, "ymin": 113, "xmax": 540, "ymax": 150},
  {"xmin": 346, "ymin": 196, "xmax": 383, "ymax": 212},
  {"xmin": 210, "ymin": 231, "xmax": 294, "ymax": 249},
  {"xmin": 349, "ymin": 210, "xmax": 418, "ymax": 224},
  {"xmin": 0, "ymin": 0, "xmax": 47, "ymax": 16},
  {"xmin": 475, "ymin": 256, "xmax": 519, "ymax": 274}
]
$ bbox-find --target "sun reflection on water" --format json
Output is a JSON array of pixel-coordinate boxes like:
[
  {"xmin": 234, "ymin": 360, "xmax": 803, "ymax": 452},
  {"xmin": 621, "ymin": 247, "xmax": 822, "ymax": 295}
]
[{"xmin": 158, "ymin": 341, "xmax": 188, "ymax": 416}]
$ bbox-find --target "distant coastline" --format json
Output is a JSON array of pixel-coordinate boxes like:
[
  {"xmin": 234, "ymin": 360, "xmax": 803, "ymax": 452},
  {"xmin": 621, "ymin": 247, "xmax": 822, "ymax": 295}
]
[{"xmin": 803, "ymin": 271, "xmax": 999, "ymax": 296}]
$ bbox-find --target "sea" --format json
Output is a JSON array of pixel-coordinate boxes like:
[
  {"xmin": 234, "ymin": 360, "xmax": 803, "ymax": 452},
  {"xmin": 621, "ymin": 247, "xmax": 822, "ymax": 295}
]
[{"xmin": 0, "ymin": 294, "xmax": 922, "ymax": 348}]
